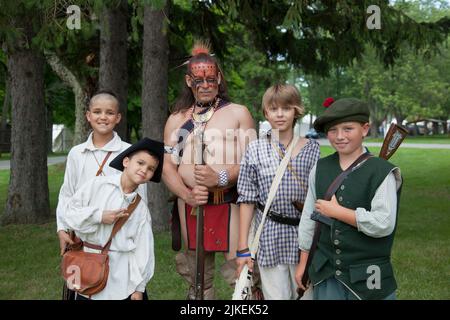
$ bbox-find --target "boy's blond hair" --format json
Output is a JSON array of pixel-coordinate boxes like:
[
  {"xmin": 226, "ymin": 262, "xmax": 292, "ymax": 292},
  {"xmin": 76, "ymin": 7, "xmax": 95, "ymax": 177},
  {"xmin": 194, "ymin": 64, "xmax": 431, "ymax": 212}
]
[{"xmin": 262, "ymin": 84, "xmax": 305, "ymax": 121}]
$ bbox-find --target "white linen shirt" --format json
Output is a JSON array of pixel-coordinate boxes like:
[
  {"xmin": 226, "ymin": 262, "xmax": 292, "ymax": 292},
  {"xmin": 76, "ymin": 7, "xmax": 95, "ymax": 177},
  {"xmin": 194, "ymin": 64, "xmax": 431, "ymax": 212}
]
[
  {"xmin": 56, "ymin": 131, "xmax": 147, "ymax": 231},
  {"xmin": 62, "ymin": 174, "xmax": 154, "ymax": 300}
]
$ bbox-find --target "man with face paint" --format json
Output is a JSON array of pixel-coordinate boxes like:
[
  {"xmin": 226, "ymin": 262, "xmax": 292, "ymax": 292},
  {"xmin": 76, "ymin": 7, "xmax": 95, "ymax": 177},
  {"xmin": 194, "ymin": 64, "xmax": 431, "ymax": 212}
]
[{"xmin": 162, "ymin": 42, "xmax": 256, "ymax": 299}]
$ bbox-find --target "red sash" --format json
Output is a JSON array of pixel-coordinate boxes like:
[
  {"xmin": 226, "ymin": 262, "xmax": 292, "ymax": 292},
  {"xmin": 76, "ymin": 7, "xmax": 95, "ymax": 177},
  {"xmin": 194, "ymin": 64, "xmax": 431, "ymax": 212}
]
[{"xmin": 185, "ymin": 203, "xmax": 231, "ymax": 252}]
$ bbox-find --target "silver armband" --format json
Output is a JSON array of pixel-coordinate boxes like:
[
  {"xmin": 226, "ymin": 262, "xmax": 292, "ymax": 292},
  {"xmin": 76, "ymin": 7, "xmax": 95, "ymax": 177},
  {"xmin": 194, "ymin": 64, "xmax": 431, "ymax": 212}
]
[
  {"xmin": 218, "ymin": 169, "xmax": 229, "ymax": 187},
  {"xmin": 164, "ymin": 145, "xmax": 175, "ymax": 154}
]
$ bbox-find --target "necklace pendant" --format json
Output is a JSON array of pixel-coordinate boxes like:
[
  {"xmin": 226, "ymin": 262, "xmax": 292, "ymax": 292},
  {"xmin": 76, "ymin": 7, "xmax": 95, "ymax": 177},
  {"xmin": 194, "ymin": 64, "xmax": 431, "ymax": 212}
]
[{"xmin": 191, "ymin": 98, "xmax": 220, "ymax": 124}]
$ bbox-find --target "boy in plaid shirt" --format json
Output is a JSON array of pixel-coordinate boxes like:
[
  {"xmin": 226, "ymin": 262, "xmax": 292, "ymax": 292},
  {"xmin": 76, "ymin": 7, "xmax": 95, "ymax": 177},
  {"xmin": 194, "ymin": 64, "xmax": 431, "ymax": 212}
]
[{"xmin": 236, "ymin": 84, "xmax": 320, "ymax": 300}]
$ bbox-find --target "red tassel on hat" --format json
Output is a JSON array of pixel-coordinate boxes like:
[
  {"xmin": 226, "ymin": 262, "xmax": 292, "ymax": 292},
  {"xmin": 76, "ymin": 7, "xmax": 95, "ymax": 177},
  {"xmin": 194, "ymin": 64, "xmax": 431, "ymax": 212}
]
[{"xmin": 323, "ymin": 97, "xmax": 334, "ymax": 108}]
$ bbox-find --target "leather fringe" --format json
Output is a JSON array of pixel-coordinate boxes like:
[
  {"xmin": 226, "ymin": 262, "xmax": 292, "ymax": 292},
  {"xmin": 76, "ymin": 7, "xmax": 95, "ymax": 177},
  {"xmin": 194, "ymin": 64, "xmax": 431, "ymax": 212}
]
[{"xmin": 213, "ymin": 189, "xmax": 224, "ymax": 205}]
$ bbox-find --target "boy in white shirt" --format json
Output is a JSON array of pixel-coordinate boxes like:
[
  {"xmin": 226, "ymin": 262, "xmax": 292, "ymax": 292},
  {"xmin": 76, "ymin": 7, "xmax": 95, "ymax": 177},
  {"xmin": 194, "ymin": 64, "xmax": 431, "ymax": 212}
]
[
  {"xmin": 57, "ymin": 91, "xmax": 148, "ymax": 299},
  {"xmin": 62, "ymin": 137, "xmax": 163, "ymax": 300},
  {"xmin": 57, "ymin": 91, "xmax": 130, "ymax": 253}
]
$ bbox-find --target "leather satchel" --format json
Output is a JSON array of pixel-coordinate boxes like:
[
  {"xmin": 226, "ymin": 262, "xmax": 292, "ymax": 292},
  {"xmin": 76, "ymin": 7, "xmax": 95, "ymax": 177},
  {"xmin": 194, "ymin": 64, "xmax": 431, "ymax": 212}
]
[{"xmin": 61, "ymin": 194, "xmax": 141, "ymax": 296}]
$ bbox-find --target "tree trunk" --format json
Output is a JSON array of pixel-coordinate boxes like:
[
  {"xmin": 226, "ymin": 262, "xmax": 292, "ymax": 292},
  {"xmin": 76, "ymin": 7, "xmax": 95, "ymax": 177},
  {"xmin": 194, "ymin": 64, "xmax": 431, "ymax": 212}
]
[
  {"xmin": 370, "ymin": 121, "xmax": 381, "ymax": 138},
  {"xmin": 99, "ymin": 0, "xmax": 128, "ymax": 141},
  {"xmin": 2, "ymin": 46, "xmax": 50, "ymax": 225},
  {"xmin": 423, "ymin": 120, "xmax": 429, "ymax": 135},
  {"xmin": 45, "ymin": 53, "xmax": 90, "ymax": 146},
  {"xmin": 47, "ymin": 103, "xmax": 53, "ymax": 154},
  {"xmin": 73, "ymin": 89, "xmax": 91, "ymax": 146},
  {"xmin": 142, "ymin": 2, "xmax": 169, "ymax": 232},
  {"xmin": 1, "ymin": 77, "xmax": 10, "ymax": 130},
  {"xmin": 443, "ymin": 117, "xmax": 448, "ymax": 135},
  {"xmin": 432, "ymin": 121, "xmax": 439, "ymax": 135},
  {"xmin": 364, "ymin": 80, "xmax": 381, "ymax": 138},
  {"xmin": 394, "ymin": 112, "xmax": 405, "ymax": 128},
  {"xmin": 414, "ymin": 123, "xmax": 419, "ymax": 136}
]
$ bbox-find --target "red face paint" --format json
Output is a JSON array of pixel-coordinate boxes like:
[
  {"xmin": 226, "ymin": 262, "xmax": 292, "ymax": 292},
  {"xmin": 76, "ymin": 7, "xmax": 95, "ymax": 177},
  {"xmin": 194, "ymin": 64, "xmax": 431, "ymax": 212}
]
[{"xmin": 189, "ymin": 62, "xmax": 218, "ymax": 89}]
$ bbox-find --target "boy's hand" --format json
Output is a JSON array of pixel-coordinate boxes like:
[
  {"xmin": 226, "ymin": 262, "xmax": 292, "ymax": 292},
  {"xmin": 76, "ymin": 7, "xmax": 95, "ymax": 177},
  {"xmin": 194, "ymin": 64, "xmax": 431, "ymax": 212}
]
[
  {"xmin": 101, "ymin": 209, "xmax": 128, "ymax": 224},
  {"xmin": 130, "ymin": 291, "xmax": 143, "ymax": 300},
  {"xmin": 236, "ymin": 256, "xmax": 253, "ymax": 279},
  {"xmin": 58, "ymin": 230, "xmax": 74, "ymax": 256},
  {"xmin": 185, "ymin": 185, "xmax": 209, "ymax": 207},
  {"xmin": 294, "ymin": 263, "xmax": 307, "ymax": 291},
  {"xmin": 315, "ymin": 195, "xmax": 340, "ymax": 218},
  {"xmin": 194, "ymin": 165, "xmax": 219, "ymax": 188}
]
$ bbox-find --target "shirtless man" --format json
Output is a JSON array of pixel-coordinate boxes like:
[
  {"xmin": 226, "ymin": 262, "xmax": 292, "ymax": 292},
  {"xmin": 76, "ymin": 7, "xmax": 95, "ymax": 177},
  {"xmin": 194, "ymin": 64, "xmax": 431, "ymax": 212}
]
[{"xmin": 162, "ymin": 42, "xmax": 255, "ymax": 299}]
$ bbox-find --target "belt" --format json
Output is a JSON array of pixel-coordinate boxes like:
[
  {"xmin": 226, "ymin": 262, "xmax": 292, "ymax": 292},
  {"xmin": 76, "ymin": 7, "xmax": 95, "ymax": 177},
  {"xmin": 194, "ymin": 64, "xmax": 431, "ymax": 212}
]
[
  {"xmin": 256, "ymin": 202, "xmax": 300, "ymax": 226},
  {"xmin": 206, "ymin": 187, "xmax": 238, "ymax": 205}
]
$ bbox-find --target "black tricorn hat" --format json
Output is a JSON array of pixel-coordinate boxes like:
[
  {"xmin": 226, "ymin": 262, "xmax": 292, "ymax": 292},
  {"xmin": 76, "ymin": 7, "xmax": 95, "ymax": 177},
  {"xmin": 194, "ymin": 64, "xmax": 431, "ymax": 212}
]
[{"xmin": 109, "ymin": 137, "xmax": 164, "ymax": 183}]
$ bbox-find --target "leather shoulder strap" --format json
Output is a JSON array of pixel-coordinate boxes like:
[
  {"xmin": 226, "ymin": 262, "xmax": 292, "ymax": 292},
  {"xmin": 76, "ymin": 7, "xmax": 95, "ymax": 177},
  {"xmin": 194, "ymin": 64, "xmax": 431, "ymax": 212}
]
[
  {"xmin": 102, "ymin": 194, "xmax": 142, "ymax": 253},
  {"xmin": 323, "ymin": 152, "xmax": 372, "ymax": 200},
  {"xmin": 96, "ymin": 151, "xmax": 113, "ymax": 176}
]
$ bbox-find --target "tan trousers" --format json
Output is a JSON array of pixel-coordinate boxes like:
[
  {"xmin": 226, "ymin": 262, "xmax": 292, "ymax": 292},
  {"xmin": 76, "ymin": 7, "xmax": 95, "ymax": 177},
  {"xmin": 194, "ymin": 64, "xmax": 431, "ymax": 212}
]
[{"xmin": 175, "ymin": 250, "xmax": 239, "ymax": 300}]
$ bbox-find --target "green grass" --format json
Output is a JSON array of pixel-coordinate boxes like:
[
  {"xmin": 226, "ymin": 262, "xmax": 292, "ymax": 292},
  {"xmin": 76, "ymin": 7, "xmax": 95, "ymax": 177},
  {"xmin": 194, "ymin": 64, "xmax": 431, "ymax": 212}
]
[
  {"xmin": 0, "ymin": 170, "xmax": 8, "ymax": 212},
  {"xmin": 0, "ymin": 223, "xmax": 233, "ymax": 300},
  {"xmin": 0, "ymin": 148, "xmax": 449, "ymax": 299},
  {"xmin": 365, "ymin": 134, "xmax": 450, "ymax": 144},
  {"xmin": 0, "ymin": 152, "xmax": 68, "ymax": 161},
  {"xmin": 0, "ymin": 164, "xmax": 65, "ymax": 216}
]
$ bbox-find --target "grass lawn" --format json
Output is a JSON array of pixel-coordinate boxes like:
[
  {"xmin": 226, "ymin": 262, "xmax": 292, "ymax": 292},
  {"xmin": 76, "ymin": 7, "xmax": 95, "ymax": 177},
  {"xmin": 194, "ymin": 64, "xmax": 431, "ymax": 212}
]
[
  {"xmin": 0, "ymin": 146, "xmax": 449, "ymax": 299},
  {"xmin": 0, "ymin": 152, "xmax": 68, "ymax": 161}
]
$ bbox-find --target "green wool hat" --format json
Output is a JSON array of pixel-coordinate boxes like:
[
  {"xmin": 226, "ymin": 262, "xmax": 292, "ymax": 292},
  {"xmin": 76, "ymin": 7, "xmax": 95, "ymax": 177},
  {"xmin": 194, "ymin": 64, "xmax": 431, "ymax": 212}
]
[{"xmin": 313, "ymin": 98, "xmax": 370, "ymax": 133}]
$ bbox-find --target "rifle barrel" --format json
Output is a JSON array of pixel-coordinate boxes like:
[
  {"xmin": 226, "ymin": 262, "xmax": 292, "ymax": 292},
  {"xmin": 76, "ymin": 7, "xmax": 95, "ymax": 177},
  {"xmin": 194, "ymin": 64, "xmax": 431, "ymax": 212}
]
[{"xmin": 194, "ymin": 206, "xmax": 205, "ymax": 300}]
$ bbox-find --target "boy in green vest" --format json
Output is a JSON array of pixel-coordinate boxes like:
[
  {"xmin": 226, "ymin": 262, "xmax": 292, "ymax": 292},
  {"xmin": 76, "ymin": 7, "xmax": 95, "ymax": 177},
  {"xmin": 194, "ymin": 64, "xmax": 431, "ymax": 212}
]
[{"xmin": 295, "ymin": 98, "xmax": 403, "ymax": 300}]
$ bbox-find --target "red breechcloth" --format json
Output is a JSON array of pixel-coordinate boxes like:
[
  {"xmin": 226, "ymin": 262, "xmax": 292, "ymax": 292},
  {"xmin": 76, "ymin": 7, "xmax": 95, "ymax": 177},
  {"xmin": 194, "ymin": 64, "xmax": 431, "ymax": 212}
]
[{"xmin": 185, "ymin": 203, "xmax": 231, "ymax": 252}]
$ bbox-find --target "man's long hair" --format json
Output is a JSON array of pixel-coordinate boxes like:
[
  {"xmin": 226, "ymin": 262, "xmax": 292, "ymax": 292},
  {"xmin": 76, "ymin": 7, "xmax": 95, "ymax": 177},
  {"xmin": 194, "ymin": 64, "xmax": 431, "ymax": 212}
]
[{"xmin": 171, "ymin": 46, "xmax": 229, "ymax": 114}]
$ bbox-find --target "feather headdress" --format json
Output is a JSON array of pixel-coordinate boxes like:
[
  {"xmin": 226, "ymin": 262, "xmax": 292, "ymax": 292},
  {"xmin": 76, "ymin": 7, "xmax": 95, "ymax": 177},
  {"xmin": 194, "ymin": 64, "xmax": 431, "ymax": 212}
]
[{"xmin": 191, "ymin": 40, "xmax": 211, "ymax": 56}]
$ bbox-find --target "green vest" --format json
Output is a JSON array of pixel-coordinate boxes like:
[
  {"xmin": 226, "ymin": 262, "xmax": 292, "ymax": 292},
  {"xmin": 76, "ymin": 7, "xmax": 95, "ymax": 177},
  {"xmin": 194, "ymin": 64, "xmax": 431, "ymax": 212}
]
[{"xmin": 309, "ymin": 152, "xmax": 401, "ymax": 300}]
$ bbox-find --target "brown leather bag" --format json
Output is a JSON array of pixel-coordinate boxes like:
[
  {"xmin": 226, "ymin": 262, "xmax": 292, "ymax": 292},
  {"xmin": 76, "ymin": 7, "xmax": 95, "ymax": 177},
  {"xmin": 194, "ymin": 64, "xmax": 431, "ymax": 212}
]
[{"xmin": 61, "ymin": 194, "xmax": 141, "ymax": 296}]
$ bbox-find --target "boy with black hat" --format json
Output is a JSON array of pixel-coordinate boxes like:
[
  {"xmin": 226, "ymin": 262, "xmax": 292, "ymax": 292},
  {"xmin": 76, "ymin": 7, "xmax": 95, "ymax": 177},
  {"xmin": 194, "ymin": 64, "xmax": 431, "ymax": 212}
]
[
  {"xmin": 61, "ymin": 138, "xmax": 164, "ymax": 300},
  {"xmin": 294, "ymin": 98, "xmax": 403, "ymax": 300}
]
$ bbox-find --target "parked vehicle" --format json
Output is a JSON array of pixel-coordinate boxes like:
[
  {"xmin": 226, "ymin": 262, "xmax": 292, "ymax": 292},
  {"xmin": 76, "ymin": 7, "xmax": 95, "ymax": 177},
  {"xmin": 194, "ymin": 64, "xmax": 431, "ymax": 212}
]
[{"xmin": 305, "ymin": 128, "xmax": 325, "ymax": 139}]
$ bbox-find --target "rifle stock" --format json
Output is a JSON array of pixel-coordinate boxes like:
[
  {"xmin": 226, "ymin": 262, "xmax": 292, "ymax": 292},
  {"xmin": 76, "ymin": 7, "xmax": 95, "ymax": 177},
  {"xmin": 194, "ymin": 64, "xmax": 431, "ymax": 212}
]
[{"xmin": 379, "ymin": 123, "xmax": 408, "ymax": 160}]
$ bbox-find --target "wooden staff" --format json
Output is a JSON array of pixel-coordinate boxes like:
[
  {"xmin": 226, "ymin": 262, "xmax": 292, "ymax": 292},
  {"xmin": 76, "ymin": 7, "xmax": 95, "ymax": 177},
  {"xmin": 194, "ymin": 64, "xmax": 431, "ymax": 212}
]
[{"xmin": 193, "ymin": 125, "xmax": 206, "ymax": 300}]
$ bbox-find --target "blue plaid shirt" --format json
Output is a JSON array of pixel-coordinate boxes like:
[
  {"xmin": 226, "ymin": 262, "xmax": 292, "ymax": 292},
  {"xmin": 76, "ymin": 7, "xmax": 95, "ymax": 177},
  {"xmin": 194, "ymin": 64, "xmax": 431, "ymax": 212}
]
[{"xmin": 237, "ymin": 133, "xmax": 320, "ymax": 267}]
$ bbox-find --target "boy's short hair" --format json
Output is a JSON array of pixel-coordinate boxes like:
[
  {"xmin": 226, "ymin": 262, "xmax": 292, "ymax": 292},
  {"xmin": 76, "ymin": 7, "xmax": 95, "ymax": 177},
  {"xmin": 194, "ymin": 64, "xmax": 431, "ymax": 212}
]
[
  {"xmin": 262, "ymin": 84, "xmax": 305, "ymax": 119},
  {"xmin": 88, "ymin": 90, "xmax": 120, "ymax": 112}
]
